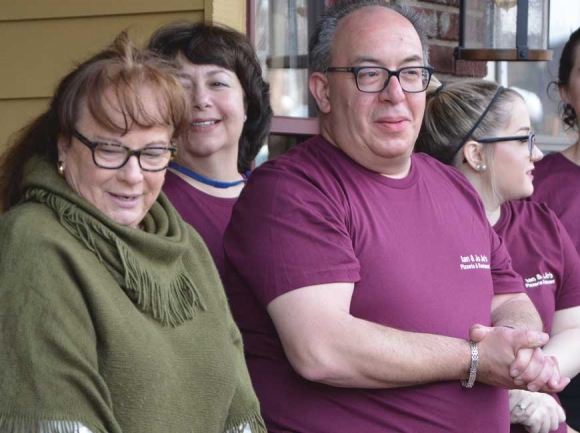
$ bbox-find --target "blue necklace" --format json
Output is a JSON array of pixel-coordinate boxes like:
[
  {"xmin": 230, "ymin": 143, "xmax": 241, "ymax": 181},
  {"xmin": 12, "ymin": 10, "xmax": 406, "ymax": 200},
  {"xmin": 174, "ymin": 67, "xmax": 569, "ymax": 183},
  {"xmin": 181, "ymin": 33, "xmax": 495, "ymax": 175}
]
[{"xmin": 169, "ymin": 162, "xmax": 249, "ymax": 189}]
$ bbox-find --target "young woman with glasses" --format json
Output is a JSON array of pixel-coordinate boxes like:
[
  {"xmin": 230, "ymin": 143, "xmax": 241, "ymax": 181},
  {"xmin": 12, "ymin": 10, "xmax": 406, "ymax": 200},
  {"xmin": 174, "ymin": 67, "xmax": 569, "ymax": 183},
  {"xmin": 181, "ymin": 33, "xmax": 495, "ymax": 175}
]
[
  {"xmin": 0, "ymin": 32, "xmax": 265, "ymax": 433},
  {"xmin": 416, "ymin": 79, "xmax": 580, "ymax": 433}
]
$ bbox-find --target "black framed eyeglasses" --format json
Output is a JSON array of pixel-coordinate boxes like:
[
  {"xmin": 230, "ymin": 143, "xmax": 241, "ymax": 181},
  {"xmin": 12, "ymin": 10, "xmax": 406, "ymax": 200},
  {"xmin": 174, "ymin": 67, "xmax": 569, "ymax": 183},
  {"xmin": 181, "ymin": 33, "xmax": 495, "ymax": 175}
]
[
  {"xmin": 73, "ymin": 129, "xmax": 177, "ymax": 172},
  {"xmin": 477, "ymin": 132, "xmax": 536, "ymax": 157},
  {"xmin": 325, "ymin": 66, "xmax": 435, "ymax": 93}
]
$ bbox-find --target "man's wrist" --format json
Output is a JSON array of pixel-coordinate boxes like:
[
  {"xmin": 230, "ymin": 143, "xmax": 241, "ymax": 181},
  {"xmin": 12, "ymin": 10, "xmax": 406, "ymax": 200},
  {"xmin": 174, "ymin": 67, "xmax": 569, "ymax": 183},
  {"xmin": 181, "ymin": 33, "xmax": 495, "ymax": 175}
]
[{"xmin": 461, "ymin": 340, "xmax": 478, "ymax": 388}]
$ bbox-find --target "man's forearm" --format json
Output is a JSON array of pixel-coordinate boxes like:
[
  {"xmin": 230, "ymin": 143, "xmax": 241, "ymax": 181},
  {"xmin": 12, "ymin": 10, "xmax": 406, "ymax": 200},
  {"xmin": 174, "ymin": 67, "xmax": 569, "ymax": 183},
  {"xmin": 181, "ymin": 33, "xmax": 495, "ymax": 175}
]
[
  {"xmin": 269, "ymin": 283, "xmax": 473, "ymax": 389},
  {"xmin": 491, "ymin": 293, "xmax": 542, "ymax": 331},
  {"xmin": 279, "ymin": 310, "xmax": 474, "ymax": 388},
  {"xmin": 271, "ymin": 285, "xmax": 548, "ymax": 390}
]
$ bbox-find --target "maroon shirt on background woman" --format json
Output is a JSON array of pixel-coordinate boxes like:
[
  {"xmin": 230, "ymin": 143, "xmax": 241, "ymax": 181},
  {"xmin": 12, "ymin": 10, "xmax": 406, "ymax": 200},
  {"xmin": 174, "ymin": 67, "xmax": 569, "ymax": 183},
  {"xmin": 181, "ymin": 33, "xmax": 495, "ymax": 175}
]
[
  {"xmin": 224, "ymin": 135, "xmax": 526, "ymax": 433},
  {"xmin": 495, "ymin": 200, "xmax": 580, "ymax": 433},
  {"xmin": 532, "ymin": 153, "xmax": 580, "ymax": 250},
  {"xmin": 531, "ymin": 152, "xmax": 580, "ymax": 429},
  {"xmin": 163, "ymin": 170, "xmax": 236, "ymax": 280}
]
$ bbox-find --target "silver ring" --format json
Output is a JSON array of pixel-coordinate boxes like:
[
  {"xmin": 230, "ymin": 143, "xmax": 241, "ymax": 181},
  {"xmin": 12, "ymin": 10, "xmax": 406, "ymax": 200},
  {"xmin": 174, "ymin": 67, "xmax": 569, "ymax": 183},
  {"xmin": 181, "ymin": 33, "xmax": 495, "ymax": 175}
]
[{"xmin": 517, "ymin": 403, "xmax": 527, "ymax": 411}]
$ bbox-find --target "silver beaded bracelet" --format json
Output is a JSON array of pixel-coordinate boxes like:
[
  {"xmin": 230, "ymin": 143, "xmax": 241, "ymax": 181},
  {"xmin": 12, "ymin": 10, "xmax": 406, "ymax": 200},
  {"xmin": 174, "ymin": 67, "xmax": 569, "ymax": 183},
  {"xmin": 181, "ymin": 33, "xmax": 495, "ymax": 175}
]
[{"xmin": 461, "ymin": 340, "xmax": 478, "ymax": 388}]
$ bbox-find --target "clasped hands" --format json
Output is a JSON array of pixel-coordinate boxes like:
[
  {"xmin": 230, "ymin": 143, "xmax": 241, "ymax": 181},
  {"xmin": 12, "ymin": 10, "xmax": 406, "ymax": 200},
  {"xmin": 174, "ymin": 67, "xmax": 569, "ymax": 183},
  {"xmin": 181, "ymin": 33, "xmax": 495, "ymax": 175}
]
[{"xmin": 469, "ymin": 324, "xmax": 570, "ymax": 392}]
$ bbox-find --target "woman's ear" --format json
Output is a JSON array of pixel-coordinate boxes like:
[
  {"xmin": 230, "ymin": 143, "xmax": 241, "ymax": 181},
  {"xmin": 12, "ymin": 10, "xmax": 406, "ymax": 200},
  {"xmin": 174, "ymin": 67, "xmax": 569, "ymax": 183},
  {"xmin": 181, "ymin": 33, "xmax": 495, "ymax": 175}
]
[
  {"xmin": 309, "ymin": 72, "xmax": 331, "ymax": 114},
  {"xmin": 57, "ymin": 135, "xmax": 71, "ymax": 164},
  {"xmin": 462, "ymin": 140, "xmax": 485, "ymax": 172}
]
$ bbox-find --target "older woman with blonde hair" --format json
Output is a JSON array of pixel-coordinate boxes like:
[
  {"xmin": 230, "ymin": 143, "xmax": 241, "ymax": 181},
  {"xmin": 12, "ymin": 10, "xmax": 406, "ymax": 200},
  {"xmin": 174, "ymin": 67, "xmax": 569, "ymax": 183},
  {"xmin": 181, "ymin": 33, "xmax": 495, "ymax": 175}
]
[{"xmin": 0, "ymin": 32, "xmax": 265, "ymax": 433}]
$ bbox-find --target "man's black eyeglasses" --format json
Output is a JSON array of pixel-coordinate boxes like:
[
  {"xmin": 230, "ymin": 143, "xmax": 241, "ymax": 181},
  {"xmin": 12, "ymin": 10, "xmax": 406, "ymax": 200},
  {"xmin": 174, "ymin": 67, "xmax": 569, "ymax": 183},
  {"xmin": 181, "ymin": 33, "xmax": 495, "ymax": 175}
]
[
  {"xmin": 73, "ymin": 129, "xmax": 177, "ymax": 172},
  {"xmin": 325, "ymin": 66, "xmax": 435, "ymax": 93}
]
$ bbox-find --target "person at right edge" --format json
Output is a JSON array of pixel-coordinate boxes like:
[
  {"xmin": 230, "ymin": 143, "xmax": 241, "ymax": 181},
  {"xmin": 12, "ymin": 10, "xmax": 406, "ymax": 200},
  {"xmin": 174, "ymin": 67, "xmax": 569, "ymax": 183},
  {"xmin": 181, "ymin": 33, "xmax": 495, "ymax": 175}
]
[
  {"xmin": 532, "ymin": 27, "xmax": 580, "ymax": 432},
  {"xmin": 222, "ymin": 1, "xmax": 569, "ymax": 432}
]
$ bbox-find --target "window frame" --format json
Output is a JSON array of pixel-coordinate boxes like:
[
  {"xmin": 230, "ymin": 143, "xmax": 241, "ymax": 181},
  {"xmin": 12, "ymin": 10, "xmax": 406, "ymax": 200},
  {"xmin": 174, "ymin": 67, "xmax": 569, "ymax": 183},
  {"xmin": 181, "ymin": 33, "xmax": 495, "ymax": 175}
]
[{"xmin": 247, "ymin": 0, "xmax": 333, "ymax": 137}]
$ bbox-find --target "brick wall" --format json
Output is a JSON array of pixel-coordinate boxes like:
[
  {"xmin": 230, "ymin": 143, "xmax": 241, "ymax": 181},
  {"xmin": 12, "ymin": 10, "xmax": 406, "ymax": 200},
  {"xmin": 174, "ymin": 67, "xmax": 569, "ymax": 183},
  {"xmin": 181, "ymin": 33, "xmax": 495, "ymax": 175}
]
[{"xmin": 402, "ymin": 0, "xmax": 487, "ymax": 82}]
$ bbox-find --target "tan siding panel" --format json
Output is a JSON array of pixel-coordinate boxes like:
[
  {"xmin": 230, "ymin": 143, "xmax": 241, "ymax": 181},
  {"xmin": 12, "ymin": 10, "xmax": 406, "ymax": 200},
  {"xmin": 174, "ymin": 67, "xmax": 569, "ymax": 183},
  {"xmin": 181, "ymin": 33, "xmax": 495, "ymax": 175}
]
[
  {"xmin": 205, "ymin": 0, "xmax": 246, "ymax": 32},
  {"xmin": 0, "ymin": 0, "xmax": 203, "ymax": 21},
  {"xmin": 0, "ymin": 11, "xmax": 203, "ymax": 99},
  {"xmin": 0, "ymin": 99, "xmax": 49, "ymax": 154}
]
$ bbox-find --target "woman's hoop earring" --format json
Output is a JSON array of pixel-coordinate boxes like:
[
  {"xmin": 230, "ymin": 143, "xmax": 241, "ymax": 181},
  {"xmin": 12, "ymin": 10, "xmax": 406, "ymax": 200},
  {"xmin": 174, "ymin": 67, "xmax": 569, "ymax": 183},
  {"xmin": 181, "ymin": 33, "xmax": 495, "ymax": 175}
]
[
  {"xmin": 476, "ymin": 164, "xmax": 487, "ymax": 172},
  {"xmin": 57, "ymin": 161, "xmax": 65, "ymax": 177}
]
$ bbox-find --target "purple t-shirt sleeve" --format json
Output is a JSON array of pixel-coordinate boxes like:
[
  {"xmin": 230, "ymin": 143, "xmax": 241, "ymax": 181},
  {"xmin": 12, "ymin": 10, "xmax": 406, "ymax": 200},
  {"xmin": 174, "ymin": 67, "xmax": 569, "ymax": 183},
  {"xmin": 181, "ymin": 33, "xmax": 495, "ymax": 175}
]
[
  {"xmin": 489, "ymin": 229, "xmax": 525, "ymax": 295},
  {"xmin": 225, "ymin": 161, "xmax": 361, "ymax": 307}
]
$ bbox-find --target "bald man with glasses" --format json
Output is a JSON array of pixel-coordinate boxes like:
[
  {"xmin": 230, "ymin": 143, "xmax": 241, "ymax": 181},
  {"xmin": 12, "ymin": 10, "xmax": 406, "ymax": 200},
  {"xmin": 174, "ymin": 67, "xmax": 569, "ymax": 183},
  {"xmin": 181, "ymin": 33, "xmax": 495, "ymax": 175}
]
[{"xmin": 223, "ymin": 1, "xmax": 569, "ymax": 431}]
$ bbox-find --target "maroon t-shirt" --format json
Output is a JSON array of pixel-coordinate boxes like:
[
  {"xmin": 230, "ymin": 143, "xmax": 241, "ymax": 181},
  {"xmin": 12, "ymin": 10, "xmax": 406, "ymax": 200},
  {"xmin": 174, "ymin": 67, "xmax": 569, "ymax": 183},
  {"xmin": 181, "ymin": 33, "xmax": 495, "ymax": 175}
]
[
  {"xmin": 224, "ymin": 136, "xmax": 525, "ymax": 432},
  {"xmin": 163, "ymin": 170, "xmax": 236, "ymax": 280},
  {"xmin": 532, "ymin": 152, "xmax": 580, "ymax": 252},
  {"xmin": 531, "ymin": 152, "xmax": 580, "ymax": 429},
  {"xmin": 495, "ymin": 200, "xmax": 580, "ymax": 333},
  {"xmin": 494, "ymin": 200, "xmax": 580, "ymax": 433}
]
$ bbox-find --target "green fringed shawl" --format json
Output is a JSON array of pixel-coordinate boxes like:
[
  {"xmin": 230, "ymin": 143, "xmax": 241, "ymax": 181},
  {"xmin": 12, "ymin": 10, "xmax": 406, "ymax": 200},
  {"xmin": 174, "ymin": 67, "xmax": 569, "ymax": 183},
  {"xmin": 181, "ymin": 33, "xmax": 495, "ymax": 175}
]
[{"xmin": 0, "ymin": 156, "xmax": 266, "ymax": 433}]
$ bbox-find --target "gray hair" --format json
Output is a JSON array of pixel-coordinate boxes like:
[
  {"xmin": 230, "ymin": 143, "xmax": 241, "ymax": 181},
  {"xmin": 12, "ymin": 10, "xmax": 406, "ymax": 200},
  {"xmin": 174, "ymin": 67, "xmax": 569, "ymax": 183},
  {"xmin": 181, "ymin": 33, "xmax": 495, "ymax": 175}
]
[{"xmin": 308, "ymin": 0, "xmax": 430, "ymax": 73}]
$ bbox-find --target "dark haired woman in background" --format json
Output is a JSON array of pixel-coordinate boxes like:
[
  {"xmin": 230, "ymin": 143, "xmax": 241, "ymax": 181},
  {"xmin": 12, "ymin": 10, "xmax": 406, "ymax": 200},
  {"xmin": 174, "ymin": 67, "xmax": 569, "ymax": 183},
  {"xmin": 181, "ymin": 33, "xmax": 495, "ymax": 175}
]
[{"xmin": 148, "ymin": 21, "xmax": 272, "ymax": 279}]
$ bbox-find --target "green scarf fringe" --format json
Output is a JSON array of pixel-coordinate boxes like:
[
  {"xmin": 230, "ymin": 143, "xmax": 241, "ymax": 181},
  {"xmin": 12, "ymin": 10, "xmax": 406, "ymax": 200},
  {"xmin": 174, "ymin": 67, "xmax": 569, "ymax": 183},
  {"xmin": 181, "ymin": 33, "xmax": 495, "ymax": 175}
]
[
  {"xmin": 0, "ymin": 412, "xmax": 108, "ymax": 433},
  {"xmin": 121, "ymin": 249, "xmax": 204, "ymax": 326},
  {"xmin": 25, "ymin": 188, "xmax": 205, "ymax": 327},
  {"xmin": 224, "ymin": 413, "xmax": 267, "ymax": 433}
]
